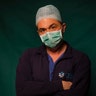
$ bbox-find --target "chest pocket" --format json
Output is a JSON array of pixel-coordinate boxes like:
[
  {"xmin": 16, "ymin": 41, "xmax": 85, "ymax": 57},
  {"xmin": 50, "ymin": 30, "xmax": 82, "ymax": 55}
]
[{"xmin": 52, "ymin": 58, "xmax": 75, "ymax": 81}]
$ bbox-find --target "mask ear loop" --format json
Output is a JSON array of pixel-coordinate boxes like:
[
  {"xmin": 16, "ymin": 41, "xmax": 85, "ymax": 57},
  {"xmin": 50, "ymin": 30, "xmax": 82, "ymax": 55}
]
[
  {"xmin": 40, "ymin": 33, "xmax": 46, "ymax": 42},
  {"xmin": 59, "ymin": 29, "xmax": 63, "ymax": 39}
]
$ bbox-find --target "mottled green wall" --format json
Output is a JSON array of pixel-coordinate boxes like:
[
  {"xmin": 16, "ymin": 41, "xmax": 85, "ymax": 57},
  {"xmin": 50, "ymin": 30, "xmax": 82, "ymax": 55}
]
[{"xmin": 0, "ymin": 0, "xmax": 96, "ymax": 96}]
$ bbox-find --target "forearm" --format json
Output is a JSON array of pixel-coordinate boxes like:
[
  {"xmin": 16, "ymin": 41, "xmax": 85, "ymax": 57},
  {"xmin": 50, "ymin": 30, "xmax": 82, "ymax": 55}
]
[
  {"xmin": 54, "ymin": 55, "xmax": 90, "ymax": 96},
  {"xmin": 16, "ymin": 80, "xmax": 63, "ymax": 96}
]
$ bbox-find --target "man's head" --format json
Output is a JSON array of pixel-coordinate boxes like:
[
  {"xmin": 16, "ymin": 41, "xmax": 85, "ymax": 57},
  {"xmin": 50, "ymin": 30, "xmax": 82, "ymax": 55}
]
[{"xmin": 36, "ymin": 5, "xmax": 66, "ymax": 48}]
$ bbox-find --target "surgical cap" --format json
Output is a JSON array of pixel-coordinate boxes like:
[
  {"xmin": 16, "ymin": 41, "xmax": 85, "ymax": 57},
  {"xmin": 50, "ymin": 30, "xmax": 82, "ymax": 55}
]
[{"xmin": 36, "ymin": 5, "xmax": 62, "ymax": 25}]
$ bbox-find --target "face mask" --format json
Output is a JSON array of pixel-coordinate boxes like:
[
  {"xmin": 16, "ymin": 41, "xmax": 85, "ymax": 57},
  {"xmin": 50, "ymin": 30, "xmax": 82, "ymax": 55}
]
[{"xmin": 40, "ymin": 29, "xmax": 63, "ymax": 48}]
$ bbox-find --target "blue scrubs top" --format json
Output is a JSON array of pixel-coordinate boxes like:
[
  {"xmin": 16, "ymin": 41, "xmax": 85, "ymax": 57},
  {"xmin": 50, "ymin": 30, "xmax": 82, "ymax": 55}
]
[{"xmin": 48, "ymin": 53, "xmax": 64, "ymax": 81}]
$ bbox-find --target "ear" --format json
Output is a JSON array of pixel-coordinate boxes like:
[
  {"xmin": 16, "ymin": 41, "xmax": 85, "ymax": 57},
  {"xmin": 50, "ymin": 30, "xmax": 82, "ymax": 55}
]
[{"xmin": 62, "ymin": 23, "xmax": 66, "ymax": 33}]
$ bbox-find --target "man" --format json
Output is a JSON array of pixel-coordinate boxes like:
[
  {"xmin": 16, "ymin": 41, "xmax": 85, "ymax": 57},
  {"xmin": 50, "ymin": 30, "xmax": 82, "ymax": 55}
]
[{"xmin": 16, "ymin": 5, "xmax": 90, "ymax": 96}]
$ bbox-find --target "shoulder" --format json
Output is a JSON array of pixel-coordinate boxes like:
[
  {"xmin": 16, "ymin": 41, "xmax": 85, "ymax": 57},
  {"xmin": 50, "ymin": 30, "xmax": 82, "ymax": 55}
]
[
  {"xmin": 72, "ymin": 47, "xmax": 87, "ymax": 57},
  {"xmin": 72, "ymin": 47, "xmax": 90, "ymax": 60},
  {"xmin": 70, "ymin": 47, "xmax": 91, "ymax": 68},
  {"xmin": 65, "ymin": 41, "xmax": 89, "ymax": 59},
  {"xmin": 19, "ymin": 45, "xmax": 44, "ymax": 59},
  {"xmin": 65, "ymin": 41, "xmax": 90, "ymax": 65}
]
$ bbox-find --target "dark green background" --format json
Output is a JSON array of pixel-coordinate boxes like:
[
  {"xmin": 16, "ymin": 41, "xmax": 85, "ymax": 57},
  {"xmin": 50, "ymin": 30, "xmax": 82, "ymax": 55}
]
[{"xmin": 0, "ymin": 0, "xmax": 96, "ymax": 96}]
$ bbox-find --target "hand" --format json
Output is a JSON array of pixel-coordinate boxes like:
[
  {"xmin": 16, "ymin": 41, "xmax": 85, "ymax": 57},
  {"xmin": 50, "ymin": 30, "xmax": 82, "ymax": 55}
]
[{"xmin": 62, "ymin": 81, "xmax": 72, "ymax": 90}]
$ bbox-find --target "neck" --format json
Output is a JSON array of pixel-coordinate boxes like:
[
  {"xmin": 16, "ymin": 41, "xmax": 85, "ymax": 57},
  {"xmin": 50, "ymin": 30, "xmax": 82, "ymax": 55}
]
[{"xmin": 46, "ymin": 40, "xmax": 67, "ymax": 55}]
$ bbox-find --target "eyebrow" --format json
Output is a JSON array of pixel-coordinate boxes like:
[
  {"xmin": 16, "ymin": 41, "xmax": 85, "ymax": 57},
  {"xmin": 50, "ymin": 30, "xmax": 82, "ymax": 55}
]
[
  {"xmin": 37, "ymin": 23, "xmax": 58, "ymax": 31},
  {"xmin": 38, "ymin": 27, "xmax": 46, "ymax": 30}
]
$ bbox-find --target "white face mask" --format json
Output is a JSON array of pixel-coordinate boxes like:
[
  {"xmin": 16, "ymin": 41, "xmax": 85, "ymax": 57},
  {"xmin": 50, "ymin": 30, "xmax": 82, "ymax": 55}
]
[{"xmin": 40, "ymin": 29, "xmax": 63, "ymax": 48}]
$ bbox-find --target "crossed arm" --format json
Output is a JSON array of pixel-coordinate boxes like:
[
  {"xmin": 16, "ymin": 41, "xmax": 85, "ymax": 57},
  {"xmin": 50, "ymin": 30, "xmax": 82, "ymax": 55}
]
[{"xmin": 16, "ymin": 51, "xmax": 90, "ymax": 96}]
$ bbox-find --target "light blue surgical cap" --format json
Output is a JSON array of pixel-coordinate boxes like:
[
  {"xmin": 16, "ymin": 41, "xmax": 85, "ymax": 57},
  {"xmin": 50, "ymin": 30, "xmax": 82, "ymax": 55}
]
[{"xmin": 36, "ymin": 5, "xmax": 62, "ymax": 25}]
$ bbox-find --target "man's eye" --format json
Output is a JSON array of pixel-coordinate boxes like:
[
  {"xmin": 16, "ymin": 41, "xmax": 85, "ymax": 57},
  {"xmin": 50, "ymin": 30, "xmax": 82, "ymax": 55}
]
[
  {"xmin": 38, "ymin": 29, "xmax": 45, "ymax": 33},
  {"xmin": 52, "ymin": 26, "xmax": 55, "ymax": 29},
  {"xmin": 51, "ymin": 26, "xmax": 56, "ymax": 29}
]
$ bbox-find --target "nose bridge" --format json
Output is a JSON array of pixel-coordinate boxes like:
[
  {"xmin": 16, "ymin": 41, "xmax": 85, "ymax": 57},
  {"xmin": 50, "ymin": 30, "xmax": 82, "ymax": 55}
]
[
  {"xmin": 46, "ymin": 28, "xmax": 50, "ymax": 32},
  {"xmin": 43, "ymin": 28, "xmax": 50, "ymax": 35},
  {"xmin": 46, "ymin": 28, "xmax": 50, "ymax": 37}
]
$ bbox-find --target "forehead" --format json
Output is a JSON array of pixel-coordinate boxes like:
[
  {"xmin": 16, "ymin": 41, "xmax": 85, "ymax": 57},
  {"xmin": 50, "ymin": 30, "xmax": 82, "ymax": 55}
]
[{"xmin": 37, "ymin": 18, "xmax": 61, "ymax": 28}]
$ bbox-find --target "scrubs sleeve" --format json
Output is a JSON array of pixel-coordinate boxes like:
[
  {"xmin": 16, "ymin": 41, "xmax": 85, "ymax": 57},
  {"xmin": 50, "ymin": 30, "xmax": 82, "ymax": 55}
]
[
  {"xmin": 55, "ymin": 54, "xmax": 91, "ymax": 96},
  {"xmin": 70, "ymin": 54, "xmax": 91, "ymax": 96}
]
